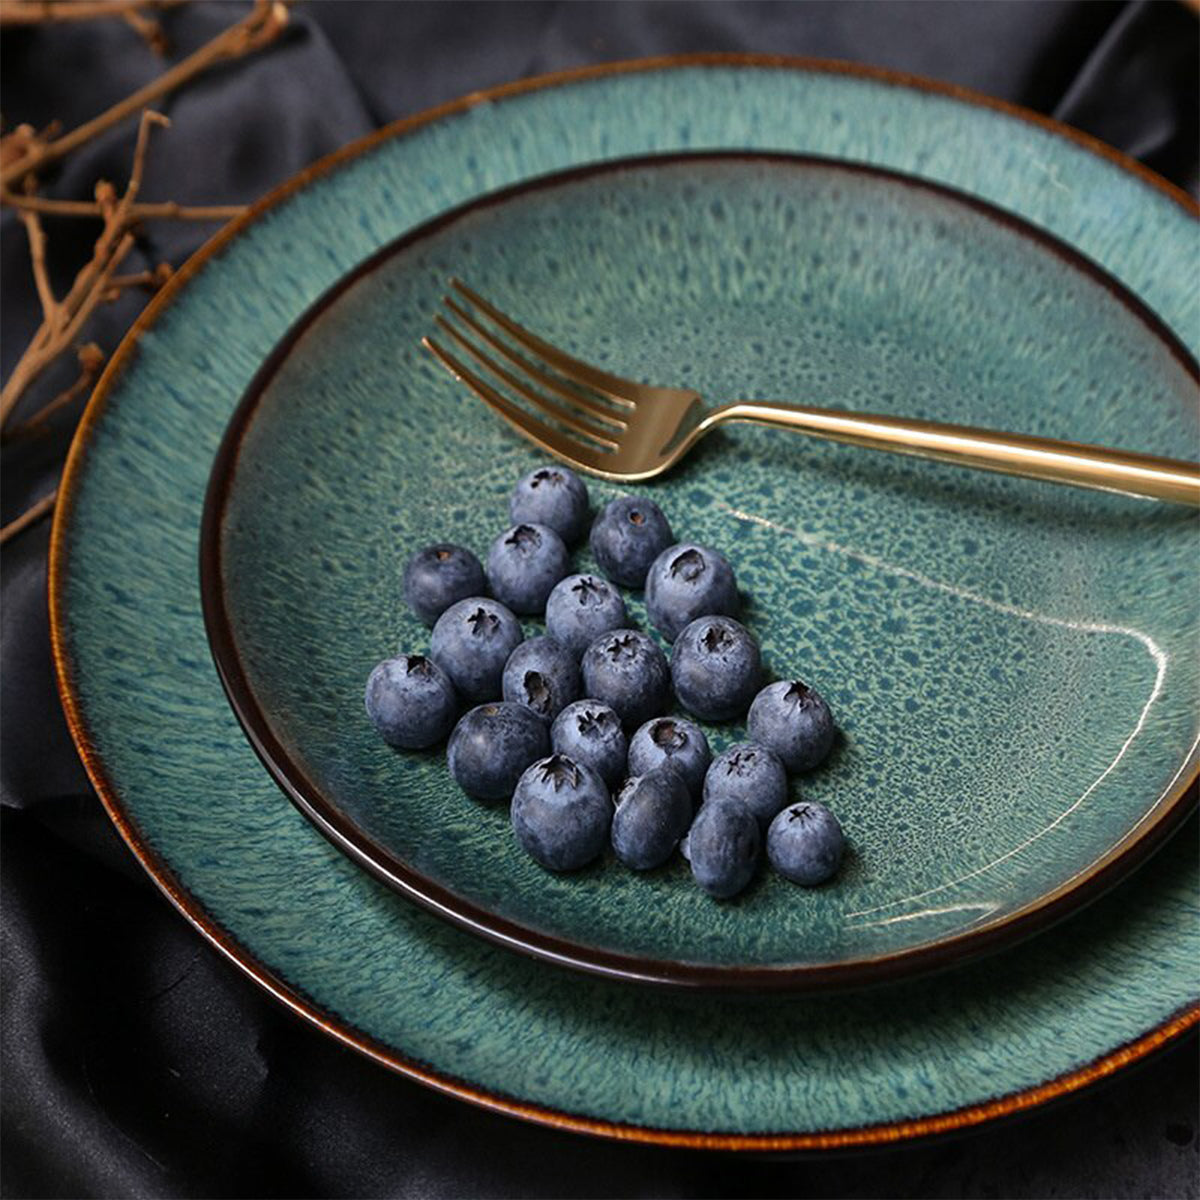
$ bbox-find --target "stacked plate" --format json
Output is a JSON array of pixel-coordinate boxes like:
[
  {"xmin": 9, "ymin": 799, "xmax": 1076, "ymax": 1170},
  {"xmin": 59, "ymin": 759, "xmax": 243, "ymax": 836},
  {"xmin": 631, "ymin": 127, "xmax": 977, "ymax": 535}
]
[{"xmin": 51, "ymin": 58, "xmax": 1198, "ymax": 1150}]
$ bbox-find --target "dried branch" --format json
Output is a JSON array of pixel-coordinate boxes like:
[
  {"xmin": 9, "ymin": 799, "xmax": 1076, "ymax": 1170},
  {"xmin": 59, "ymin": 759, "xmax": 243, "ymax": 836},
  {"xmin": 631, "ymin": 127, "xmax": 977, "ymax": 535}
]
[
  {"xmin": 0, "ymin": 121, "xmax": 58, "ymax": 173},
  {"xmin": 105, "ymin": 262, "xmax": 173, "ymax": 293},
  {"xmin": 2, "ymin": 0, "xmax": 290, "ymax": 543},
  {"xmin": 0, "ymin": 109, "xmax": 166, "ymax": 426},
  {"xmin": 0, "ymin": 0, "xmax": 185, "ymax": 25},
  {"xmin": 0, "ymin": 489, "xmax": 57, "ymax": 546},
  {"xmin": 121, "ymin": 3, "xmax": 171, "ymax": 52},
  {"xmin": 4, "ymin": 345, "xmax": 105, "ymax": 441},
  {"xmin": 0, "ymin": 0, "xmax": 289, "ymax": 189},
  {"xmin": 17, "ymin": 205, "xmax": 58, "ymax": 323},
  {"xmin": 1, "ymin": 188, "xmax": 244, "ymax": 221}
]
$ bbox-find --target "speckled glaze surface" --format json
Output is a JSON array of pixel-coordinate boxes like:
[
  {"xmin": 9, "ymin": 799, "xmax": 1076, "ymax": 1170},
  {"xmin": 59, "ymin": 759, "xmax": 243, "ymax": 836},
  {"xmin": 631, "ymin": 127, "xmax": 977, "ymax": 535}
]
[
  {"xmin": 209, "ymin": 152, "xmax": 1199, "ymax": 985},
  {"xmin": 52, "ymin": 60, "xmax": 1200, "ymax": 1145}
]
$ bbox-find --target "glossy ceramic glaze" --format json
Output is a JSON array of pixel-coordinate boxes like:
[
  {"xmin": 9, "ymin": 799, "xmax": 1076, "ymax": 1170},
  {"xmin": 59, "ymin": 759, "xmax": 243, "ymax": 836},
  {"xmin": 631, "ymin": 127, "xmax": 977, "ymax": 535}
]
[
  {"xmin": 204, "ymin": 151, "xmax": 1198, "ymax": 987},
  {"xmin": 52, "ymin": 59, "xmax": 1200, "ymax": 1145}
]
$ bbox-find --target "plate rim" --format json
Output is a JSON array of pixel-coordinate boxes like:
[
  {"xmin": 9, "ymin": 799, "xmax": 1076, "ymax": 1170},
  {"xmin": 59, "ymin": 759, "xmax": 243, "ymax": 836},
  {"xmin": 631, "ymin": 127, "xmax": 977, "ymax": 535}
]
[
  {"xmin": 48, "ymin": 53, "xmax": 1200, "ymax": 1149},
  {"xmin": 199, "ymin": 146, "xmax": 1198, "ymax": 992}
]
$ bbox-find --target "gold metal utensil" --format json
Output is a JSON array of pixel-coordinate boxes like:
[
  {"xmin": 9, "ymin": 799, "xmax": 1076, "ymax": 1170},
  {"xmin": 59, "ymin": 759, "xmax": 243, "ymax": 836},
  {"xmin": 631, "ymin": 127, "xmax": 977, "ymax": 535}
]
[{"xmin": 424, "ymin": 280, "xmax": 1200, "ymax": 505}]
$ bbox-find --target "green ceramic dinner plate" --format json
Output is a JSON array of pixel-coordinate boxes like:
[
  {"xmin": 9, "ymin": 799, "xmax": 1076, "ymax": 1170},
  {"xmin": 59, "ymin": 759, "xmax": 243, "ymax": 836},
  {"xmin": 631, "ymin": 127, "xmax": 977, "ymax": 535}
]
[
  {"xmin": 201, "ymin": 148, "xmax": 1197, "ymax": 989},
  {"xmin": 52, "ymin": 58, "xmax": 1200, "ymax": 1148}
]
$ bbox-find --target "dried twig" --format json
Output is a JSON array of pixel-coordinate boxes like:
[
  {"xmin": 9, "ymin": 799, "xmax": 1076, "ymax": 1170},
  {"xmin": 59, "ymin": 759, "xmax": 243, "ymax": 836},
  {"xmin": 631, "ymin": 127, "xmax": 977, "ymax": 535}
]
[
  {"xmin": 0, "ymin": 109, "xmax": 166, "ymax": 426},
  {"xmin": 0, "ymin": 0, "xmax": 289, "ymax": 188},
  {"xmin": 4, "ymin": 344, "xmax": 106, "ymax": 441},
  {"xmin": 0, "ymin": 0, "xmax": 185, "ymax": 25},
  {"xmin": 106, "ymin": 262, "xmax": 173, "ymax": 292},
  {"xmin": 121, "ymin": 3, "xmax": 171, "ymax": 52},
  {"xmin": 1, "ymin": 0, "xmax": 290, "ymax": 544},
  {"xmin": 0, "ymin": 189, "xmax": 244, "ymax": 221},
  {"xmin": 17, "ymin": 205, "xmax": 58, "ymax": 323},
  {"xmin": 0, "ymin": 490, "xmax": 58, "ymax": 545}
]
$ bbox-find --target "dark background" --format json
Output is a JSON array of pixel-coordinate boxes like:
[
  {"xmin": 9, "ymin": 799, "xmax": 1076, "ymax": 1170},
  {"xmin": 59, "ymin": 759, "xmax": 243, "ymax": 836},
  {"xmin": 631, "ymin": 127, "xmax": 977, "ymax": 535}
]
[{"xmin": 2, "ymin": 3, "xmax": 1197, "ymax": 1196}]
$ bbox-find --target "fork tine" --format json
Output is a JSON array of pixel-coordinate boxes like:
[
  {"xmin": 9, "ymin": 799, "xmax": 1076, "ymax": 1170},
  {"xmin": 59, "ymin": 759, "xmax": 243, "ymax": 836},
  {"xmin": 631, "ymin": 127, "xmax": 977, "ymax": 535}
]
[
  {"xmin": 422, "ymin": 336, "xmax": 604, "ymax": 470},
  {"xmin": 433, "ymin": 316, "xmax": 619, "ymax": 449},
  {"xmin": 450, "ymin": 279, "xmax": 637, "ymax": 408},
  {"xmin": 442, "ymin": 296, "xmax": 626, "ymax": 430}
]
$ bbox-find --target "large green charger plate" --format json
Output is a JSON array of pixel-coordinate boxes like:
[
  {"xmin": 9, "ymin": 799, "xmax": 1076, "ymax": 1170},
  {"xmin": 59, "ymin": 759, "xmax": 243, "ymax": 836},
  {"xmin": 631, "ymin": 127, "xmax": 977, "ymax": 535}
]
[{"xmin": 51, "ymin": 58, "xmax": 1200, "ymax": 1148}]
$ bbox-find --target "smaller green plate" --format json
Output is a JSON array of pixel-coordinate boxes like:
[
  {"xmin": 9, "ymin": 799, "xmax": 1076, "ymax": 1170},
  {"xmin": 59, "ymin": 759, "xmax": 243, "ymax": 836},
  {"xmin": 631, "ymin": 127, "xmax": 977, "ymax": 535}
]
[{"xmin": 202, "ymin": 152, "xmax": 1198, "ymax": 990}]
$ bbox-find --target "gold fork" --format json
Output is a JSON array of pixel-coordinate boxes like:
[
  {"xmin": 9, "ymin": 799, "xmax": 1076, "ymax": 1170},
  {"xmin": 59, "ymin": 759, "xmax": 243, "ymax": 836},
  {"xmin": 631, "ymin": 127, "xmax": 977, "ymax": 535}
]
[{"xmin": 423, "ymin": 280, "xmax": 1200, "ymax": 505}]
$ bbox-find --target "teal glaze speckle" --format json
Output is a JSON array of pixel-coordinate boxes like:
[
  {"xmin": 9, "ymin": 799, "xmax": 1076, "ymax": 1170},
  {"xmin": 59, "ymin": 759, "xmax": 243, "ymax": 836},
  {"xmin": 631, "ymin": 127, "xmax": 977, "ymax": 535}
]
[
  {"xmin": 219, "ymin": 155, "xmax": 1198, "ymax": 974},
  {"xmin": 57, "ymin": 65, "xmax": 1199, "ymax": 1138}
]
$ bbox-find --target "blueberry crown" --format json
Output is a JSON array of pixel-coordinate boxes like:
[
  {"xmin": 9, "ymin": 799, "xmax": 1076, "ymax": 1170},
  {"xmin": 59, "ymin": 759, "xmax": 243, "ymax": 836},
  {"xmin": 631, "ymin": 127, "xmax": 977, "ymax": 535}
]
[
  {"xmin": 466, "ymin": 607, "xmax": 501, "ymax": 637},
  {"xmin": 650, "ymin": 719, "xmax": 687, "ymax": 751},
  {"xmin": 724, "ymin": 747, "xmax": 759, "ymax": 775},
  {"xmin": 505, "ymin": 524, "xmax": 541, "ymax": 552},
  {"xmin": 537, "ymin": 754, "xmax": 581, "ymax": 790},
  {"xmin": 701, "ymin": 624, "xmax": 732, "ymax": 653},
  {"xmin": 530, "ymin": 469, "xmax": 565, "ymax": 488},
  {"xmin": 668, "ymin": 548, "xmax": 706, "ymax": 582},
  {"xmin": 576, "ymin": 707, "xmax": 615, "ymax": 736},
  {"xmin": 603, "ymin": 632, "xmax": 641, "ymax": 662},
  {"xmin": 522, "ymin": 671, "xmax": 553, "ymax": 716},
  {"xmin": 570, "ymin": 576, "xmax": 608, "ymax": 606}
]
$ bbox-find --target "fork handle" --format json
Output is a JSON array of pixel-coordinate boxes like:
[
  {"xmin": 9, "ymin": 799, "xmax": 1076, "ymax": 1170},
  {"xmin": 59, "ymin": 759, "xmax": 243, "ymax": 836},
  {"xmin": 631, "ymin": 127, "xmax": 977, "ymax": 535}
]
[{"xmin": 711, "ymin": 402, "xmax": 1200, "ymax": 506}]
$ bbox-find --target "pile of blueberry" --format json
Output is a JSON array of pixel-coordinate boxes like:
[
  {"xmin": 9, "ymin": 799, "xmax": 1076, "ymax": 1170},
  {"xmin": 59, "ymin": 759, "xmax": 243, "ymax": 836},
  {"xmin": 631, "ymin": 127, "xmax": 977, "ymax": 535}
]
[{"xmin": 365, "ymin": 465, "xmax": 845, "ymax": 899}]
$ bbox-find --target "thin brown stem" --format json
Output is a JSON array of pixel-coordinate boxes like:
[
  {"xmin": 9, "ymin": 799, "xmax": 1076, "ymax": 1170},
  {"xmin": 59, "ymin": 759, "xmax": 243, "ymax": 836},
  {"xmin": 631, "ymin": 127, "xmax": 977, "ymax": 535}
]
[
  {"xmin": 106, "ymin": 264, "xmax": 171, "ymax": 290},
  {"xmin": 121, "ymin": 4, "xmax": 170, "ymax": 52},
  {"xmin": 3, "ymin": 346, "xmax": 104, "ymax": 441},
  {"xmin": 56, "ymin": 110, "xmax": 163, "ymax": 323},
  {"xmin": 0, "ymin": 0, "xmax": 289, "ymax": 188},
  {"xmin": 0, "ymin": 190, "xmax": 244, "ymax": 220},
  {"xmin": 57, "ymin": 231, "xmax": 137, "ymax": 351},
  {"xmin": 0, "ymin": 111, "xmax": 164, "ymax": 427},
  {"xmin": 17, "ymin": 206, "xmax": 58, "ymax": 322},
  {"xmin": 0, "ymin": 489, "xmax": 57, "ymax": 546},
  {"xmin": 2, "ymin": 342, "xmax": 53, "ymax": 422},
  {"xmin": 0, "ymin": 0, "xmax": 185, "ymax": 25}
]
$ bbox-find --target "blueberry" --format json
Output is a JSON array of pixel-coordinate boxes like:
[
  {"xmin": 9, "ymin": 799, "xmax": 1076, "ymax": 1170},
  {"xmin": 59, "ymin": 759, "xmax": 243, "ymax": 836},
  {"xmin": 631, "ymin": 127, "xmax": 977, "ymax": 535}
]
[
  {"xmin": 589, "ymin": 496, "xmax": 674, "ymax": 589},
  {"xmin": 747, "ymin": 680, "xmax": 836, "ymax": 772},
  {"xmin": 611, "ymin": 768, "xmax": 692, "ymax": 870},
  {"xmin": 687, "ymin": 800, "xmax": 761, "ymax": 899},
  {"xmin": 550, "ymin": 700, "xmax": 628, "ymax": 788},
  {"xmin": 430, "ymin": 597, "xmax": 523, "ymax": 704},
  {"xmin": 510, "ymin": 465, "xmax": 590, "ymax": 544},
  {"xmin": 486, "ymin": 523, "xmax": 570, "ymax": 615},
  {"xmin": 401, "ymin": 543, "xmax": 486, "ymax": 626},
  {"xmin": 545, "ymin": 573, "xmax": 628, "ymax": 658},
  {"xmin": 511, "ymin": 754, "xmax": 612, "ymax": 871},
  {"xmin": 767, "ymin": 801, "xmax": 845, "ymax": 885},
  {"xmin": 501, "ymin": 636, "xmax": 581, "ymax": 722},
  {"xmin": 670, "ymin": 616, "xmax": 762, "ymax": 722},
  {"xmin": 580, "ymin": 629, "xmax": 671, "ymax": 728},
  {"xmin": 364, "ymin": 654, "xmax": 458, "ymax": 749},
  {"xmin": 701, "ymin": 741, "xmax": 789, "ymax": 829},
  {"xmin": 645, "ymin": 543, "xmax": 739, "ymax": 641},
  {"xmin": 627, "ymin": 717, "xmax": 711, "ymax": 803},
  {"xmin": 447, "ymin": 701, "xmax": 550, "ymax": 801}
]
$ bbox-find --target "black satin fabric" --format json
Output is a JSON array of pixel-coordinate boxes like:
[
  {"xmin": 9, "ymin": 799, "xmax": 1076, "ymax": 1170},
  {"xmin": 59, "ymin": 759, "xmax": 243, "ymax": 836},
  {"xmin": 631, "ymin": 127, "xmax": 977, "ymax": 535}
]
[{"xmin": 2, "ymin": 4, "xmax": 1197, "ymax": 1196}]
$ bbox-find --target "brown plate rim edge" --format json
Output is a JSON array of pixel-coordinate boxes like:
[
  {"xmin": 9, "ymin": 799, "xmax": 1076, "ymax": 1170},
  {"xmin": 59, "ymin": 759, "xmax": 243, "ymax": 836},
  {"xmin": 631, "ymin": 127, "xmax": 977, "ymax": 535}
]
[
  {"xmin": 198, "ymin": 146, "xmax": 1198, "ymax": 992},
  {"xmin": 47, "ymin": 53, "xmax": 1200, "ymax": 1150}
]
